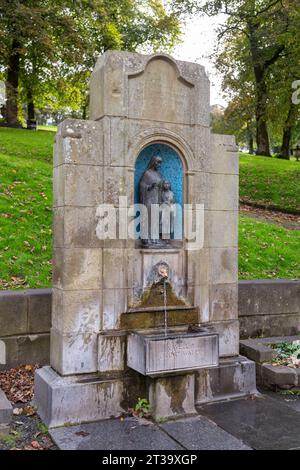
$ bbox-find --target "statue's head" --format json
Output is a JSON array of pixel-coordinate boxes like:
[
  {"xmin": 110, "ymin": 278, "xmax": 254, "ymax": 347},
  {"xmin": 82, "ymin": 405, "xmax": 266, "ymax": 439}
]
[
  {"xmin": 162, "ymin": 180, "xmax": 171, "ymax": 191},
  {"xmin": 148, "ymin": 156, "xmax": 162, "ymax": 170}
]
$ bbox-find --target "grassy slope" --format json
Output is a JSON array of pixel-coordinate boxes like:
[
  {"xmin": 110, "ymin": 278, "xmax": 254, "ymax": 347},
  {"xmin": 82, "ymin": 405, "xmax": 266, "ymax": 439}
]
[
  {"xmin": 0, "ymin": 128, "xmax": 299, "ymax": 288},
  {"xmin": 239, "ymin": 214, "xmax": 299, "ymax": 279},
  {"xmin": 0, "ymin": 128, "xmax": 54, "ymax": 289},
  {"xmin": 240, "ymin": 153, "xmax": 300, "ymax": 213}
]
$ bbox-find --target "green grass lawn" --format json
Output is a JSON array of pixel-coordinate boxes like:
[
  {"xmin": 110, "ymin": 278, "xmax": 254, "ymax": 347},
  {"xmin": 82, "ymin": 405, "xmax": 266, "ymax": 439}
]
[
  {"xmin": 240, "ymin": 153, "xmax": 300, "ymax": 213},
  {"xmin": 0, "ymin": 127, "xmax": 54, "ymax": 163},
  {"xmin": 0, "ymin": 128, "xmax": 299, "ymax": 289},
  {"xmin": 239, "ymin": 215, "xmax": 300, "ymax": 279}
]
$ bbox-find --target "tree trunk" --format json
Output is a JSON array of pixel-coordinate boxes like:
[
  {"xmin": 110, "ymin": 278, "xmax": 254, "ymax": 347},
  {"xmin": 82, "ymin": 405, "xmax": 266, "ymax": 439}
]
[
  {"xmin": 5, "ymin": 40, "xmax": 21, "ymax": 126},
  {"xmin": 82, "ymin": 93, "xmax": 89, "ymax": 120},
  {"xmin": 255, "ymin": 69, "xmax": 271, "ymax": 156},
  {"xmin": 280, "ymin": 102, "xmax": 296, "ymax": 160},
  {"xmin": 281, "ymin": 127, "xmax": 291, "ymax": 160},
  {"xmin": 27, "ymin": 88, "xmax": 35, "ymax": 122},
  {"xmin": 248, "ymin": 133, "xmax": 254, "ymax": 154}
]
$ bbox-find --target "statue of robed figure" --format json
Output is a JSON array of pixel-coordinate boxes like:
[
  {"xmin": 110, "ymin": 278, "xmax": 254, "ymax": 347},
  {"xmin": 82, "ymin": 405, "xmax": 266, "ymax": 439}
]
[{"xmin": 139, "ymin": 156, "xmax": 163, "ymax": 245}]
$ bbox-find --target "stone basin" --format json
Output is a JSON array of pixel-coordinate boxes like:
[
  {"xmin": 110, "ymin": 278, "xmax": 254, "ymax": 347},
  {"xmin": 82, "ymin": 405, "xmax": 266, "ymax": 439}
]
[{"xmin": 127, "ymin": 326, "xmax": 219, "ymax": 377}]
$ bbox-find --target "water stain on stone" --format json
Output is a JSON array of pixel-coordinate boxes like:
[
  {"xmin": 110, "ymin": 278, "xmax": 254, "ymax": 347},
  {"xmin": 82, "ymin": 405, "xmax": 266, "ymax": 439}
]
[
  {"xmin": 161, "ymin": 376, "xmax": 188, "ymax": 414},
  {"xmin": 139, "ymin": 281, "xmax": 186, "ymax": 309}
]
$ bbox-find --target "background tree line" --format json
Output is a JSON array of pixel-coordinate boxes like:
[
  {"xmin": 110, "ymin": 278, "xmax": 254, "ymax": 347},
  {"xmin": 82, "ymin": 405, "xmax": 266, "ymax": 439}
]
[
  {"xmin": 174, "ymin": 0, "xmax": 300, "ymax": 158},
  {"xmin": 1, "ymin": 0, "xmax": 299, "ymax": 159},
  {"xmin": 0, "ymin": 0, "xmax": 181, "ymax": 126}
]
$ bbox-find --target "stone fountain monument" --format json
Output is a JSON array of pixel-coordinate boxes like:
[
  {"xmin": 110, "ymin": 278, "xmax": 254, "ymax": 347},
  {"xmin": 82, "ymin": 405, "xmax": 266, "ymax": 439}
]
[{"xmin": 35, "ymin": 51, "xmax": 256, "ymax": 427}]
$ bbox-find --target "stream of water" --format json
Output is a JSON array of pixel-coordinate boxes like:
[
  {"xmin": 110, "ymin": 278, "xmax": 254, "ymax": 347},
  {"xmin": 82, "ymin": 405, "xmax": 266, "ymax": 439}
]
[{"xmin": 163, "ymin": 279, "xmax": 168, "ymax": 337}]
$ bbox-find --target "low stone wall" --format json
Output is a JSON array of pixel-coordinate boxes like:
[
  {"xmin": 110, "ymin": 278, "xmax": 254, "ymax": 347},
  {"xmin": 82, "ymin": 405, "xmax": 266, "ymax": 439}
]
[
  {"xmin": 0, "ymin": 289, "xmax": 51, "ymax": 370},
  {"xmin": 0, "ymin": 280, "xmax": 299, "ymax": 368},
  {"xmin": 239, "ymin": 280, "xmax": 300, "ymax": 339}
]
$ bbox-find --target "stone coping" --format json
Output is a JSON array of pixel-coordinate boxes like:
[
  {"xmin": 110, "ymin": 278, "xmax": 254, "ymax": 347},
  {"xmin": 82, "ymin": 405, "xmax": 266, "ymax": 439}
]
[{"xmin": 240, "ymin": 336, "xmax": 300, "ymax": 390}]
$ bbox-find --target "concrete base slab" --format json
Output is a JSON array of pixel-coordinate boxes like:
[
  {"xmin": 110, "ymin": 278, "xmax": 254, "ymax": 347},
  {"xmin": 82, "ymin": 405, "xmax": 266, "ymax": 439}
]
[
  {"xmin": 199, "ymin": 395, "xmax": 300, "ymax": 450},
  {"xmin": 0, "ymin": 389, "xmax": 12, "ymax": 435},
  {"xmin": 49, "ymin": 416, "xmax": 250, "ymax": 450},
  {"xmin": 36, "ymin": 358, "xmax": 257, "ymax": 428},
  {"xmin": 196, "ymin": 356, "xmax": 257, "ymax": 404},
  {"xmin": 161, "ymin": 416, "xmax": 250, "ymax": 450},
  {"xmin": 34, "ymin": 366, "xmax": 146, "ymax": 428}
]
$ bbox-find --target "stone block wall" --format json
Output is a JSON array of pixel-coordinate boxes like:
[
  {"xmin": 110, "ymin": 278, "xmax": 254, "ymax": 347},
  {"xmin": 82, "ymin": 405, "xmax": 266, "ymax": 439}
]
[
  {"xmin": 0, "ymin": 290, "xmax": 51, "ymax": 370},
  {"xmin": 239, "ymin": 280, "xmax": 300, "ymax": 338},
  {"xmin": 0, "ymin": 280, "xmax": 299, "ymax": 369}
]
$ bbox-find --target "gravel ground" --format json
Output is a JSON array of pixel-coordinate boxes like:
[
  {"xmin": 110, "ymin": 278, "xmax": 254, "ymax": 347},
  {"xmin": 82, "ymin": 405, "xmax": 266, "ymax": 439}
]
[
  {"xmin": 0, "ymin": 365, "xmax": 57, "ymax": 451},
  {"xmin": 0, "ymin": 402, "xmax": 57, "ymax": 451}
]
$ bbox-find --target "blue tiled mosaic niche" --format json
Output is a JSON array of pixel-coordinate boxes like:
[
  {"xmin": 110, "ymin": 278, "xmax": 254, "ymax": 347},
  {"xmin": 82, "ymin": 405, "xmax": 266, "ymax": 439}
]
[
  {"xmin": 134, "ymin": 143, "xmax": 183, "ymax": 207},
  {"xmin": 134, "ymin": 143, "xmax": 183, "ymax": 239}
]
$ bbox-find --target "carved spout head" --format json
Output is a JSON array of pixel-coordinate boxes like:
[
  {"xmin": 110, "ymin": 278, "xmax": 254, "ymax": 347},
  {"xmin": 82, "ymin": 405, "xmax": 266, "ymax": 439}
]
[{"xmin": 158, "ymin": 264, "xmax": 168, "ymax": 279}]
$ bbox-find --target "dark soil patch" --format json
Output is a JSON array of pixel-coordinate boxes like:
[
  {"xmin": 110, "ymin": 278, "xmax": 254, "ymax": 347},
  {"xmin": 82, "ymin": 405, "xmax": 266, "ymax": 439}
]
[{"xmin": 240, "ymin": 204, "xmax": 300, "ymax": 231}]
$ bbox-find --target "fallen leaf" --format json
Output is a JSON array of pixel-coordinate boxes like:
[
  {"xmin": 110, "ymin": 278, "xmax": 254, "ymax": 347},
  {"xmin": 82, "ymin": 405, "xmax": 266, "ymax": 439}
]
[
  {"xmin": 31, "ymin": 441, "xmax": 42, "ymax": 449},
  {"xmin": 75, "ymin": 431, "xmax": 90, "ymax": 437},
  {"xmin": 23, "ymin": 406, "xmax": 36, "ymax": 416}
]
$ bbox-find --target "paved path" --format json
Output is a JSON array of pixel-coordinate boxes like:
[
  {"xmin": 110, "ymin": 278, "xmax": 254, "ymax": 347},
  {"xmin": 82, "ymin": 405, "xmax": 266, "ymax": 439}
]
[{"xmin": 50, "ymin": 393, "xmax": 300, "ymax": 450}]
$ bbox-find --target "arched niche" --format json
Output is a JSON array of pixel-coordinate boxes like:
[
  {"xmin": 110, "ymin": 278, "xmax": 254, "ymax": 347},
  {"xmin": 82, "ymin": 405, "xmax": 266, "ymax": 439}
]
[{"xmin": 134, "ymin": 142, "xmax": 184, "ymax": 240}]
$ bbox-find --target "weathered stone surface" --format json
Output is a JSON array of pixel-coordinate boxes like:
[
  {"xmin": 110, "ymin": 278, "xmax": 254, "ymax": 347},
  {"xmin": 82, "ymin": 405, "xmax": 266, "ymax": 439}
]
[
  {"xmin": 240, "ymin": 339, "xmax": 277, "ymax": 363},
  {"xmin": 50, "ymin": 328, "xmax": 98, "ymax": 375},
  {"xmin": 35, "ymin": 366, "xmax": 125, "ymax": 428},
  {"xmin": 209, "ymin": 283, "xmax": 238, "ymax": 322},
  {"xmin": 53, "ymin": 165, "xmax": 104, "ymax": 208},
  {"xmin": 98, "ymin": 333, "xmax": 126, "ymax": 372},
  {"xmin": 187, "ymin": 249, "xmax": 209, "ymax": 287},
  {"xmin": 53, "ymin": 248, "xmax": 102, "ymax": 290},
  {"xmin": 209, "ymin": 320, "xmax": 239, "ymax": 357},
  {"xmin": 149, "ymin": 374, "xmax": 196, "ymax": 421},
  {"xmin": 50, "ymin": 418, "xmax": 184, "ymax": 450},
  {"xmin": 103, "ymin": 248, "xmax": 126, "ymax": 289},
  {"xmin": 186, "ymin": 171, "xmax": 208, "ymax": 206},
  {"xmin": 50, "ymin": 415, "xmax": 251, "ymax": 450},
  {"xmin": 161, "ymin": 416, "xmax": 250, "ymax": 450},
  {"xmin": 208, "ymin": 174, "xmax": 239, "ymax": 211},
  {"xmin": 209, "ymin": 248, "xmax": 238, "ymax": 285},
  {"xmin": 210, "ymin": 134, "xmax": 239, "ymax": 175},
  {"xmin": 0, "ymin": 334, "xmax": 50, "ymax": 370},
  {"xmin": 52, "ymin": 289, "xmax": 101, "ymax": 334},
  {"xmin": 0, "ymin": 389, "xmax": 12, "ymax": 431},
  {"xmin": 196, "ymin": 356, "xmax": 257, "ymax": 404},
  {"xmin": 240, "ymin": 313, "xmax": 300, "ymax": 339},
  {"xmin": 54, "ymin": 119, "xmax": 104, "ymax": 167},
  {"xmin": 127, "ymin": 328, "xmax": 219, "ymax": 376},
  {"xmin": 0, "ymin": 291, "xmax": 27, "ymax": 337},
  {"xmin": 89, "ymin": 51, "xmax": 210, "ymax": 127},
  {"xmin": 205, "ymin": 210, "xmax": 238, "ymax": 248},
  {"xmin": 200, "ymin": 394, "xmax": 300, "ymax": 450},
  {"xmin": 258, "ymin": 363, "xmax": 298, "ymax": 388},
  {"xmin": 27, "ymin": 289, "xmax": 52, "ymax": 333},
  {"xmin": 186, "ymin": 285, "xmax": 209, "ymax": 323},
  {"xmin": 102, "ymin": 288, "xmax": 127, "ymax": 330},
  {"xmin": 239, "ymin": 280, "xmax": 300, "ymax": 338},
  {"xmin": 239, "ymin": 280, "xmax": 300, "ymax": 317},
  {"xmin": 120, "ymin": 307, "xmax": 199, "ymax": 330}
]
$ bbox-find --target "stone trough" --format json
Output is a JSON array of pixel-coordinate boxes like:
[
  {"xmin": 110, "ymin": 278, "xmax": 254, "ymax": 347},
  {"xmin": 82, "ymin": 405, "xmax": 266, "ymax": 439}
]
[{"xmin": 127, "ymin": 326, "xmax": 219, "ymax": 377}]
